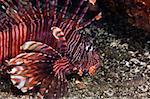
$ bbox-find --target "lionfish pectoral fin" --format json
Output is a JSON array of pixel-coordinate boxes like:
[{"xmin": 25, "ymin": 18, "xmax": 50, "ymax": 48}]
[
  {"xmin": 53, "ymin": 57, "xmax": 73, "ymax": 80},
  {"xmin": 20, "ymin": 41, "xmax": 62, "ymax": 57},
  {"xmin": 39, "ymin": 57, "xmax": 69, "ymax": 98},
  {"xmin": 6, "ymin": 52, "xmax": 52, "ymax": 93},
  {"xmin": 40, "ymin": 75, "xmax": 68, "ymax": 98}
]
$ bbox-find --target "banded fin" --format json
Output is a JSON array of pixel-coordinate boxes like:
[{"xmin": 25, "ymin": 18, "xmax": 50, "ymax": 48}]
[
  {"xmin": 39, "ymin": 74, "xmax": 68, "ymax": 99},
  {"xmin": 20, "ymin": 41, "xmax": 62, "ymax": 58},
  {"xmin": 0, "ymin": 0, "xmax": 101, "ymax": 64},
  {"xmin": 6, "ymin": 52, "xmax": 53, "ymax": 92},
  {"xmin": 6, "ymin": 52, "xmax": 68, "ymax": 98},
  {"xmin": 53, "ymin": 57, "xmax": 73, "ymax": 80}
]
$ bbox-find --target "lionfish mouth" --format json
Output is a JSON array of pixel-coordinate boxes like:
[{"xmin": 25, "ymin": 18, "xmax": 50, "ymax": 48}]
[{"xmin": 0, "ymin": 0, "xmax": 101, "ymax": 98}]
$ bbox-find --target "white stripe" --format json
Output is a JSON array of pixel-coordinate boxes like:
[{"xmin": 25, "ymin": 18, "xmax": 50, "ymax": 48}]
[{"xmin": 11, "ymin": 75, "xmax": 26, "ymax": 89}]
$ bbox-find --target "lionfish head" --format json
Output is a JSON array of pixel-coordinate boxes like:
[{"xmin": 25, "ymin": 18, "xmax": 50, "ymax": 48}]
[
  {"xmin": 87, "ymin": 51, "xmax": 100, "ymax": 76},
  {"xmin": 77, "ymin": 42, "xmax": 100, "ymax": 76}
]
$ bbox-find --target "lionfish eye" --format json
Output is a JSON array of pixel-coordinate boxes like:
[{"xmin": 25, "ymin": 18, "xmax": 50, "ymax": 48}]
[{"xmin": 82, "ymin": 69, "xmax": 89, "ymax": 76}]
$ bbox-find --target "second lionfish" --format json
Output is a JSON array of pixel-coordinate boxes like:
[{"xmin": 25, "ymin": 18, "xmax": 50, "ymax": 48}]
[{"xmin": 0, "ymin": 0, "xmax": 101, "ymax": 98}]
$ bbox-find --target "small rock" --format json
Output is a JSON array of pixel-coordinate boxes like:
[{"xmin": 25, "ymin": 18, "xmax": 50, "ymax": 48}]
[
  {"xmin": 144, "ymin": 51, "xmax": 149, "ymax": 56},
  {"xmin": 84, "ymin": 28, "xmax": 91, "ymax": 34},
  {"xmin": 138, "ymin": 54, "xmax": 142, "ymax": 57},
  {"xmin": 138, "ymin": 85, "xmax": 149, "ymax": 92},
  {"xmin": 110, "ymin": 42, "xmax": 118, "ymax": 47},
  {"xmin": 104, "ymin": 89, "xmax": 114, "ymax": 97},
  {"xmin": 147, "ymin": 65, "xmax": 150, "ymax": 69},
  {"xmin": 134, "ymin": 67, "xmax": 140, "ymax": 73},
  {"xmin": 122, "ymin": 43, "xmax": 128, "ymax": 49},
  {"xmin": 75, "ymin": 80, "xmax": 87, "ymax": 89},
  {"xmin": 147, "ymin": 41, "xmax": 150, "ymax": 44},
  {"xmin": 148, "ymin": 55, "xmax": 150, "ymax": 59},
  {"xmin": 125, "ymin": 61, "xmax": 130, "ymax": 67},
  {"xmin": 128, "ymin": 51, "xmax": 136, "ymax": 56},
  {"xmin": 140, "ymin": 62, "xmax": 146, "ymax": 66},
  {"xmin": 104, "ymin": 32, "xmax": 108, "ymax": 35},
  {"xmin": 130, "ymin": 58, "xmax": 140, "ymax": 64}
]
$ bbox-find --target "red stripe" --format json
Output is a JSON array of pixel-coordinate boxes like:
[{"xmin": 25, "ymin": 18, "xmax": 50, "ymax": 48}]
[
  {"xmin": 47, "ymin": 19, "xmax": 53, "ymax": 45},
  {"xmin": 32, "ymin": 21, "xmax": 36, "ymax": 41},
  {"xmin": 29, "ymin": 22, "xmax": 33, "ymax": 40},
  {"xmin": 6, "ymin": 29, "xmax": 9, "ymax": 59},
  {"xmin": 47, "ymin": 18, "xmax": 53, "ymax": 46},
  {"xmin": 44, "ymin": 18, "xmax": 49, "ymax": 44},
  {"xmin": 15, "ymin": 25, "xmax": 19, "ymax": 55},
  {"xmin": 12, "ymin": 25, "xmax": 15, "ymax": 57},
  {"xmin": 39, "ymin": 20, "xmax": 42, "ymax": 42},
  {"xmin": 14, "ymin": 25, "xmax": 17, "ymax": 56},
  {"xmin": 0, "ymin": 32, "xmax": 3, "ymax": 63},
  {"xmin": 72, "ymin": 0, "xmax": 85, "ymax": 20},
  {"xmin": 1, "ymin": 32, "xmax": 4, "ymax": 64},
  {"xmin": 78, "ymin": 18, "xmax": 95, "ymax": 31},
  {"xmin": 23, "ymin": 23, "xmax": 27, "ymax": 45},
  {"xmin": 43, "ymin": 0, "xmax": 48, "ymax": 17},
  {"xmin": 28, "ymin": 1, "xmax": 37, "ymax": 20},
  {"xmin": 18, "ymin": 24, "xmax": 23, "ymax": 53},
  {"xmin": 3, "ymin": 30, "xmax": 6, "ymax": 60},
  {"xmin": 59, "ymin": 0, "xmax": 69, "ymax": 27},
  {"xmin": 52, "ymin": 0, "xmax": 57, "ymax": 26},
  {"xmin": 36, "ymin": 0, "xmax": 42, "ymax": 19},
  {"xmin": 36, "ymin": 20, "xmax": 41, "ymax": 41},
  {"xmin": 9, "ymin": 25, "xmax": 12, "ymax": 59},
  {"xmin": 77, "ymin": 7, "xmax": 89, "ymax": 24},
  {"xmin": 40, "ymin": 17, "xmax": 44, "ymax": 42},
  {"xmin": 34, "ymin": 20, "xmax": 38, "ymax": 41}
]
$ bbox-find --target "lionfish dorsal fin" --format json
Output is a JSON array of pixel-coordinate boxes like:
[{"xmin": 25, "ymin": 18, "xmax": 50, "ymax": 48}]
[{"xmin": 0, "ymin": 0, "xmax": 101, "ymax": 64}]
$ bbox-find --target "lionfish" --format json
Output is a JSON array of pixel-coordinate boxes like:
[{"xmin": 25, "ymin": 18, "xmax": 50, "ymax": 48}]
[{"xmin": 0, "ymin": 0, "xmax": 101, "ymax": 98}]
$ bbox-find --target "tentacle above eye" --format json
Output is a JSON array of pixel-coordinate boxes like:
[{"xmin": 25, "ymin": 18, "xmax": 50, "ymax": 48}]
[{"xmin": 51, "ymin": 27, "xmax": 67, "ymax": 55}]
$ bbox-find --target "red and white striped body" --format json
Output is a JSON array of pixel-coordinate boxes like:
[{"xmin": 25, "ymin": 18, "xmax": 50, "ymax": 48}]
[{"xmin": 0, "ymin": 0, "xmax": 101, "ymax": 98}]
